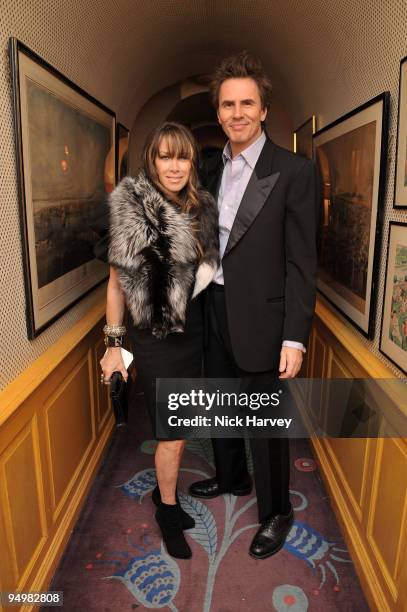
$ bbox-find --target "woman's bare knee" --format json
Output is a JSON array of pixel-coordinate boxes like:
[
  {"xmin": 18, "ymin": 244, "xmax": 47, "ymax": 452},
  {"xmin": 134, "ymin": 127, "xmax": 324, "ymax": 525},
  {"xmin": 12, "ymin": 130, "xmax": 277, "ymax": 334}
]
[{"xmin": 157, "ymin": 439, "xmax": 185, "ymax": 456}]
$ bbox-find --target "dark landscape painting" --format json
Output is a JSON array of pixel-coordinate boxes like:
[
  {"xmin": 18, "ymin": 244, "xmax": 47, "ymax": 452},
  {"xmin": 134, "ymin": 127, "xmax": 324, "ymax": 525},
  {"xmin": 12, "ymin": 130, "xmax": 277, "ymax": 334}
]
[
  {"xmin": 27, "ymin": 80, "xmax": 111, "ymax": 288},
  {"xmin": 316, "ymin": 121, "xmax": 376, "ymax": 315}
]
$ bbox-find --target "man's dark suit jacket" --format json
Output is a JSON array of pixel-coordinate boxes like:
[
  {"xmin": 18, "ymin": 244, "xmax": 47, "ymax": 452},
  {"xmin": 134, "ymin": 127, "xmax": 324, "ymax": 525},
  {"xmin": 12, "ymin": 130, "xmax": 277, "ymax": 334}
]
[{"xmin": 203, "ymin": 137, "xmax": 319, "ymax": 373}]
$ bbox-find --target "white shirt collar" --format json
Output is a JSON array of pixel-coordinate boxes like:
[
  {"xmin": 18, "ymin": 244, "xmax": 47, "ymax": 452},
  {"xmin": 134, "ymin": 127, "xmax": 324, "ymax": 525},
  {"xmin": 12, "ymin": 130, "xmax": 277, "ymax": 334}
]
[{"xmin": 222, "ymin": 130, "xmax": 266, "ymax": 169}]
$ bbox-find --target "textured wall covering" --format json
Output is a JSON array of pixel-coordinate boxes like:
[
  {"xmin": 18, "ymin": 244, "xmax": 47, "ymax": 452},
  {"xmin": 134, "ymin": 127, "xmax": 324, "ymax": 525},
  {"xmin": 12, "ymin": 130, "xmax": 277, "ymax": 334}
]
[
  {"xmin": 1, "ymin": 0, "xmax": 407, "ymax": 388},
  {"xmin": 0, "ymin": 1, "xmax": 124, "ymax": 390}
]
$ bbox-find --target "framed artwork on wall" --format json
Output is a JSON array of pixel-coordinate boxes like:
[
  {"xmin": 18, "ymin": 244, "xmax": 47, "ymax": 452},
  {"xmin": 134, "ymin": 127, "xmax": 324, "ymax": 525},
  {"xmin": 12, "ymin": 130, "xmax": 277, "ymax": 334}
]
[
  {"xmin": 380, "ymin": 222, "xmax": 407, "ymax": 374},
  {"xmin": 394, "ymin": 55, "xmax": 407, "ymax": 208},
  {"xmin": 313, "ymin": 92, "xmax": 389, "ymax": 338},
  {"xmin": 293, "ymin": 115, "xmax": 317, "ymax": 159},
  {"xmin": 116, "ymin": 123, "xmax": 130, "ymax": 181},
  {"xmin": 9, "ymin": 37, "xmax": 115, "ymax": 338}
]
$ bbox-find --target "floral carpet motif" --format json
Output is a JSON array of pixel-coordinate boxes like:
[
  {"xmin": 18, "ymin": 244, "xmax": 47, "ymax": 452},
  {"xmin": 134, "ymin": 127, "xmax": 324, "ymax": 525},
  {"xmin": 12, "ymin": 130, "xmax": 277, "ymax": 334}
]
[{"xmin": 45, "ymin": 396, "xmax": 369, "ymax": 612}]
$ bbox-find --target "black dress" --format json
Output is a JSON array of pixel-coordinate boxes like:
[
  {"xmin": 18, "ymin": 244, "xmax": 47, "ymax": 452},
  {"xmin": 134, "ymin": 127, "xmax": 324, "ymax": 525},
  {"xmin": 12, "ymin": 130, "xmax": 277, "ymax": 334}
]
[{"xmin": 128, "ymin": 295, "xmax": 204, "ymax": 437}]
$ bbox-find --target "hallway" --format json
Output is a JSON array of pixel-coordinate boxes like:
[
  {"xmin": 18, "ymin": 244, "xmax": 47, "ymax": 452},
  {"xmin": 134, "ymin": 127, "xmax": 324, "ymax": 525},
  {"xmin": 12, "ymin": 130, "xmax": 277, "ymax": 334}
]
[
  {"xmin": 46, "ymin": 391, "xmax": 368, "ymax": 612},
  {"xmin": 1, "ymin": 3, "xmax": 407, "ymax": 611}
]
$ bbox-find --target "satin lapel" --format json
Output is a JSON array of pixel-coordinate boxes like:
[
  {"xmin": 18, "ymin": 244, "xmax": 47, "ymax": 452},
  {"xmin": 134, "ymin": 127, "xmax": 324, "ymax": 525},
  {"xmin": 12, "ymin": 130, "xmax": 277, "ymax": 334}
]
[{"xmin": 223, "ymin": 142, "xmax": 280, "ymax": 257}]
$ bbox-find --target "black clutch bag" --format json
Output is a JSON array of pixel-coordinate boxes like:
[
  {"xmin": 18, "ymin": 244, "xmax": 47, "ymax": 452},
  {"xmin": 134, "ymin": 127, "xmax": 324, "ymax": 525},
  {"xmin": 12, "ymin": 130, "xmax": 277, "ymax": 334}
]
[{"xmin": 110, "ymin": 371, "xmax": 128, "ymax": 427}]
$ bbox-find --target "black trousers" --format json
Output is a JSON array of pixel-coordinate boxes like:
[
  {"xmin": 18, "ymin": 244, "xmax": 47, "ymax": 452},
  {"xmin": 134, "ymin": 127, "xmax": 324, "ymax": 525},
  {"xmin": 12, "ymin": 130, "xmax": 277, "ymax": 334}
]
[{"xmin": 205, "ymin": 283, "xmax": 290, "ymax": 522}]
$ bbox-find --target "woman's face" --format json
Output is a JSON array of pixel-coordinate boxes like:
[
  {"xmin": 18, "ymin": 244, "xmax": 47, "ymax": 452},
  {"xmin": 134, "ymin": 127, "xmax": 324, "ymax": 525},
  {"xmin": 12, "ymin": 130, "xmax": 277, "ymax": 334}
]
[{"xmin": 154, "ymin": 137, "xmax": 192, "ymax": 193}]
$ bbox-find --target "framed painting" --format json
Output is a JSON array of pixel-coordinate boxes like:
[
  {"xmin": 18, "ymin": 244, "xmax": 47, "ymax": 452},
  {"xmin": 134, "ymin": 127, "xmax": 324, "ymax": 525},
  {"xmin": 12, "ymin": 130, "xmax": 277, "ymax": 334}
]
[
  {"xmin": 394, "ymin": 55, "xmax": 407, "ymax": 208},
  {"xmin": 293, "ymin": 115, "xmax": 316, "ymax": 159},
  {"xmin": 380, "ymin": 222, "xmax": 407, "ymax": 374},
  {"xmin": 313, "ymin": 92, "xmax": 389, "ymax": 337},
  {"xmin": 116, "ymin": 123, "xmax": 130, "ymax": 181},
  {"xmin": 9, "ymin": 38, "xmax": 115, "ymax": 338}
]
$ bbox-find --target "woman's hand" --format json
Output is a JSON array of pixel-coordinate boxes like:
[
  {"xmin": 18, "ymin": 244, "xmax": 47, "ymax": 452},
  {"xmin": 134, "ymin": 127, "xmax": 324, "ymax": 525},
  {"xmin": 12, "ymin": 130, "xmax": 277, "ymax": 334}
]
[{"xmin": 100, "ymin": 347, "xmax": 128, "ymax": 383}]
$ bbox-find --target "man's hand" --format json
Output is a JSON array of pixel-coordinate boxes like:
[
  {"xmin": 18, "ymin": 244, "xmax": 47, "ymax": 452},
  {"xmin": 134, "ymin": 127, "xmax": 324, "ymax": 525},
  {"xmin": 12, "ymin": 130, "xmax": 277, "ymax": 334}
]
[{"xmin": 279, "ymin": 346, "xmax": 303, "ymax": 379}]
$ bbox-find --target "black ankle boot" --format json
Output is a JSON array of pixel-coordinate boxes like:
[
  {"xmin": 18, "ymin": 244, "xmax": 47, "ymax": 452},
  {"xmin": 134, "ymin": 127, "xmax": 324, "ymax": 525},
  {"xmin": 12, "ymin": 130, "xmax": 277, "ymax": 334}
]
[
  {"xmin": 152, "ymin": 486, "xmax": 195, "ymax": 529},
  {"xmin": 155, "ymin": 502, "xmax": 192, "ymax": 559}
]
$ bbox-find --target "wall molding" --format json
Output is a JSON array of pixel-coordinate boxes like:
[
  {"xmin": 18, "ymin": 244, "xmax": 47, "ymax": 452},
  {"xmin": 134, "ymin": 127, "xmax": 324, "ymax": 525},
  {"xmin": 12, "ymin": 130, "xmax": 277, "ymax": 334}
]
[
  {"xmin": 0, "ymin": 298, "xmax": 113, "ymax": 611},
  {"xmin": 309, "ymin": 297, "xmax": 407, "ymax": 612},
  {"xmin": 0, "ymin": 301, "xmax": 105, "ymax": 428}
]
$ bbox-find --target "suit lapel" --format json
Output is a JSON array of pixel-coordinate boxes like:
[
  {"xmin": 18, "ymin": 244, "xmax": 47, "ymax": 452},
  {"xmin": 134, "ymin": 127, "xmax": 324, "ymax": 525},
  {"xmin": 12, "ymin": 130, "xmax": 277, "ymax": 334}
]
[{"xmin": 223, "ymin": 138, "xmax": 279, "ymax": 257}]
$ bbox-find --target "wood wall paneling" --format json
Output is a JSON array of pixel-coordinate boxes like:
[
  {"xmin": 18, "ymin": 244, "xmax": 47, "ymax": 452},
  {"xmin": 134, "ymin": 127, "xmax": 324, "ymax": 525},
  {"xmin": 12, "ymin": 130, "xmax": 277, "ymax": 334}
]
[
  {"xmin": 323, "ymin": 348, "xmax": 370, "ymax": 522},
  {"xmin": 367, "ymin": 438, "xmax": 407, "ymax": 603},
  {"xmin": 0, "ymin": 296, "xmax": 405, "ymax": 611},
  {"xmin": 94, "ymin": 339, "xmax": 110, "ymax": 431},
  {"xmin": 43, "ymin": 351, "xmax": 95, "ymax": 523},
  {"xmin": 309, "ymin": 300, "xmax": 407, "ymax": 612},
  {"xmin": 308, "ymin": 327, "xmax": 327, "ymax": 423},
  {"xmin": 0, "ymin": 303, "xmax": 115, "ymax": 611},
  {"xmin": 0, "ymin": 416, "xmax": 46, "ymax": 590}
]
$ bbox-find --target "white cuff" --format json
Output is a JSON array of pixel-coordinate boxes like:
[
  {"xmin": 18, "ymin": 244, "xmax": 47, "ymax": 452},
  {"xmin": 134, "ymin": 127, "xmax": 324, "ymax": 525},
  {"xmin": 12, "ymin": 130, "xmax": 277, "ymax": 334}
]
[{"xmin": 282, "ymin": 340, "xmax": 306, "ymax": 353}]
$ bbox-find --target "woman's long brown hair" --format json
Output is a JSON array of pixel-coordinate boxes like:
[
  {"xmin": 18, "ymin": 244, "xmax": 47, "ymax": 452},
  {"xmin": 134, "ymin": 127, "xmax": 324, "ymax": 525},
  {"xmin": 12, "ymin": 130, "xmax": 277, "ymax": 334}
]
[
  {"xmin": 142, "ymin": 121, "xmax": 203, "ymax": 254},
  {"xmin": 142, "ymin": 122, "xmax": 201, "ymax": 213}
]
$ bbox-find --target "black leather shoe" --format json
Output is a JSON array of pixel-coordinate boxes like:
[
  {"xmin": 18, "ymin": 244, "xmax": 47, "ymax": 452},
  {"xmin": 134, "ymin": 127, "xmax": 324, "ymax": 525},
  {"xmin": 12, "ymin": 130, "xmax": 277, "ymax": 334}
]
[
  {"xmin": 249, "ymin": 505, "xmax": 294, "ymax": 559},
  {"xmin": 152, "ymin": 486, "xmax": 195, "ymax": 530},
  {"xmin": 188, "ymin": 476, "xmax": 252, "ymax": 499}
]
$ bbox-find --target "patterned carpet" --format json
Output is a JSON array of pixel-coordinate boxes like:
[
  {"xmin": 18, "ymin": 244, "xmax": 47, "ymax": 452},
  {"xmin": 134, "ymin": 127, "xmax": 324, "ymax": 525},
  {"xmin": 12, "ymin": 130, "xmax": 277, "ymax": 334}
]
[{"xmin": 45, "ymin": 392, "xmax": 369, "ymax": 612}]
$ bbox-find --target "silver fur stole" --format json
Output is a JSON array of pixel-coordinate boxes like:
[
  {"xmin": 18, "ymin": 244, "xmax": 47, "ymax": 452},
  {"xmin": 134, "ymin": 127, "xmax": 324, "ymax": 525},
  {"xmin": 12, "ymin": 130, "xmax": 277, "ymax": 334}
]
[{"xmin": 108, "ymin": 173, "xmax": 219, "ymax": 338}]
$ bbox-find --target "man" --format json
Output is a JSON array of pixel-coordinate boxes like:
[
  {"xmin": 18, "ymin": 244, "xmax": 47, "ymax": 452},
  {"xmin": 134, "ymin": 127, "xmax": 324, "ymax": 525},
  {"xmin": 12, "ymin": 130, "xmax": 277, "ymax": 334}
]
[{"xmin": 189, "ymin": 52, "xmax": 318, "ymax": 559}]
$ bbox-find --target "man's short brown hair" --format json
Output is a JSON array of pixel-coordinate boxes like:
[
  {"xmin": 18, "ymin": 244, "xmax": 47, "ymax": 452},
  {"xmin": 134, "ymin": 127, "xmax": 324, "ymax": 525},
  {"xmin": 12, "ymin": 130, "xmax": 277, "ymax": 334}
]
[{"xmin": 210, "ymin": 51, "xmax": 273, "ymax": 110}]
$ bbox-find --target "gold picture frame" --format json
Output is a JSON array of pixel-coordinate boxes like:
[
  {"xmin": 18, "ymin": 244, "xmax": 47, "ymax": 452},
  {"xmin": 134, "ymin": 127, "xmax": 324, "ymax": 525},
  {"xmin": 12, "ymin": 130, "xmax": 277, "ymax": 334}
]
[
  {"xmin": 380, "ymin": 221, "xmax": 407, "ymax": 373},
  {"xmin": 293, "ymin": 115, "xmax": 317, "ymax": 160},
  {"xmin": 394, "ymin": 55, "xmax": 407, "ymax": 208}
]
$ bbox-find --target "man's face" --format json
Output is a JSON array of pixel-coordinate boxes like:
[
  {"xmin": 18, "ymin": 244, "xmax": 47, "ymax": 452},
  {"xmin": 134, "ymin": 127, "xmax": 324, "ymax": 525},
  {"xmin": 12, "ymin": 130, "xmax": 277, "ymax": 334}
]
[{"xmin": 217, "ymin": 77, "xmax": 267, "ymax": 153}]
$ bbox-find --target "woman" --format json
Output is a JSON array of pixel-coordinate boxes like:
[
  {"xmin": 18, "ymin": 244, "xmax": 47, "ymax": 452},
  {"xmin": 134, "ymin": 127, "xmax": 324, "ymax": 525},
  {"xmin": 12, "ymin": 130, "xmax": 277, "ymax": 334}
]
[{"xmin": 100, "ymin": 122, "xmax": 219, "ymax": 559}]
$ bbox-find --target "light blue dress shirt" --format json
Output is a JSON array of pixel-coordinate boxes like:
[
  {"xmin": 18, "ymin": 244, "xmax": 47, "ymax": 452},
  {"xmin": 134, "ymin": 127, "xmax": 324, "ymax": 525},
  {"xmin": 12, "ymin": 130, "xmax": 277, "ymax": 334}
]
[{"xmin": 213, "ymin": 131, "xmax": 305, "ymax": 353}]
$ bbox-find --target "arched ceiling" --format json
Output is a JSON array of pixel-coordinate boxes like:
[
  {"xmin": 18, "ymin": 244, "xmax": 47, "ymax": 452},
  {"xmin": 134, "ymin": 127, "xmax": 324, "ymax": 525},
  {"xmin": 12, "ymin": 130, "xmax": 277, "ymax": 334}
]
[
  {"xmin": 83, "ymin": 0, "xmax": 405, "ymax": 127},
  {"xmin": 7, "ymin": 1, "xmax": 406, "ymax": 130}
]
